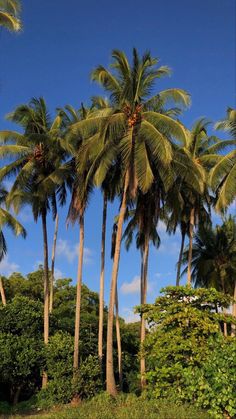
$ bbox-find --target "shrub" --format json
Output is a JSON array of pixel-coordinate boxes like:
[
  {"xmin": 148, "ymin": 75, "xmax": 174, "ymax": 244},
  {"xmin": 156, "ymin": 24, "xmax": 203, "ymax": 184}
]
[
  {"xmin": 38, "ymin": 334, "xmax": 102, "ymax": 406},
  {"xmin": 72, "ymin": 355, "xmax": 102, "ymax": 399},
  {"xmin": 141, "ymin": 286, "xmax": 236, "ymax": 418}
]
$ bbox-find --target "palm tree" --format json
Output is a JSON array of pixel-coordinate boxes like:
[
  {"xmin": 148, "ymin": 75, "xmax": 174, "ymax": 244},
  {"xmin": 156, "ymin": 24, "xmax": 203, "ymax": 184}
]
[
  {"xmin": 123, "ymin": 185, "xmax": 160, "ymax": 389},
  {"xmin": 90, "ymin": 97, "xmax": 123, "ymax": 374},
  {"xmin": 181, "ymin": 216, "xmax": 236, "ymax": 334},
  {"xmin": 81, "ymin": 48, "xmax": 191, "ymax": 395},
  {"xmin": 49, "ymin": 212, "xmax": 59, "ymax": 313},
  {"xmin": 98, "ymin": 190, "xmax": 107, "ymax": 370},
  {"xmin": 0, "ymin": 0, "xmax": 21, "ymax": 31},
  {"xmin": 0, "ymin": 184, "xmax": 26, "ymax": 305},
  {"xmin": 210, "ymin": 108, "xmax": 236, "ymax": 212},
  {"xmin": 0, "ymin": 98, "xmax": 70, "ymax": 386},
  {"xmin": 60, "ymin": 103, "xmax": 95, "ymax": 373},
  {"xmin": 173, "ymin": 118, "xmax": 233, "ymax": 285}
]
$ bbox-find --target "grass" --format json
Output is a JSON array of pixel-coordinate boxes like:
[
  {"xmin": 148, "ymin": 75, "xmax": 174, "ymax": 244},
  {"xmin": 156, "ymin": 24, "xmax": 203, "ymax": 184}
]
[{"xmin": 3, "ymin": 394, "xmax": 211, "ymax": 419}]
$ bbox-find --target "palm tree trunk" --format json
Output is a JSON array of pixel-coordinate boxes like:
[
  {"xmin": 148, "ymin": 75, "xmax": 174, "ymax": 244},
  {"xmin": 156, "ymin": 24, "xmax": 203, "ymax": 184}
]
[
  {"xmin": 41, "ymin": 208, "xmax": 49, "ymax": 388},
  {"xmin": 176, "ymin": 231, "xmax": 185, "ymax": 286},
  {"xmin": 73, "ymin": 214, "xmax": 84, "ymax": 370},
  {"xmin": 187, "ymin": 208, "xmax": 195, "ymax": 286},
  {"xmin": 223, "ymin": 309, "xmax": 228, "ymax": 337},
  {"xmin": 49, "ymin": 213, "xmax": 59, "ymax": 314},
  {"xmin": 106, "ymin": 170, "xmax": 129, "ymax": 396},
  {"xmin": 231, "ymin": 280, "xmax": 236, "ymax": 337},
  {"xmin": 140, "ymin": 238, "xmax": 149, "ymax": 390},
  {"xmin": 0, "ymin": 276, "xmax": 6, "ymax": 305},
  {"xmin": 219, "ymin": 271, "xmax": 228, "ymax": 337},
  {"xmin": 13, "ymin": 385, "xmax": 22, "ymax": 405},
  {"xmin": 115, "ymin": 283, "xmax": 123, "ymax": 390},
  {"xmin": 98, "ymin": 193, "xmax": 107, "ymax": 370}
]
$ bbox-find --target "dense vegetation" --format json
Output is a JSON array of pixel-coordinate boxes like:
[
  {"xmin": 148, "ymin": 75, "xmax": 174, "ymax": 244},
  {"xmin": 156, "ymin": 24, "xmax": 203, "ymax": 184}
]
[{"xmin": 0, "ymin": 1, "xmax": 235, "ymax": 418}]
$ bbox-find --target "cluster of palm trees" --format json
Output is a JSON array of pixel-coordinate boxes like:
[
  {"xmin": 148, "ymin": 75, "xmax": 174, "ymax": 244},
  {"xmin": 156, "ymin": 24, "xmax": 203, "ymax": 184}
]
[
  {"xmin": 0, "ymin": 1, "xmax": 235, "ymax": 397},
  {"xmin": 0, "ymin": 49, "xmax": 235, "ymax": 396}
]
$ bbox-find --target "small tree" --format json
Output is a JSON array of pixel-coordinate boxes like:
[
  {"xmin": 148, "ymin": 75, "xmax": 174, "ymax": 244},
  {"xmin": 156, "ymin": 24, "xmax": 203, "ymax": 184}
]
[{"xmin": 139, "ymin": 286, "xmax": 236, "ymax": 418}]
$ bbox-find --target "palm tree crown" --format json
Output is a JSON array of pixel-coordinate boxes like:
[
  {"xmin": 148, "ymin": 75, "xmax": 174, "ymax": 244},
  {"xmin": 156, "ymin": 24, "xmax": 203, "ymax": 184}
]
[{"xmin": 0, "ymin": 0, "xmax": 22, "ymax": 31}]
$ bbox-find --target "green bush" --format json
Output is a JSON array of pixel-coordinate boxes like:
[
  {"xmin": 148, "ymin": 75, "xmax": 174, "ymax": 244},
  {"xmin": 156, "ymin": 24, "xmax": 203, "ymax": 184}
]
[
  {"xmin": 180, "ymin": 338, "xmax": 236, "ymax": 418},
  {"xmin": 38, "ymin": 334, "xmax": 102, "ymax": 406},
  {"xmin": 141, "ymin": 286, "xmax": 236, "ymax": 418},
  {"xmin": 72, "ymin": 355, "xmax": 102, "ymax": 399}
]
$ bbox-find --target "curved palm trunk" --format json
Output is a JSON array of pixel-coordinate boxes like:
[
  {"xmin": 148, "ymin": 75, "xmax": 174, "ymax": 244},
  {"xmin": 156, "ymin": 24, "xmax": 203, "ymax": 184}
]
[
  {"xmin": 106, "ymin": 170, "xmax": 129, "ymax": 396},
  {"xmin": 49, "ymin": 213, "xmax": 59, "ymax": 314},
  {"xmin": 98, "ymin": 193, "xmax": 107, "ymax": 370},
  {"xmin": 0, "ymin": 277, "xmax": 6, "ymax": 305},
  {"xmin": 73, "ymin": 214, "xmax": 84, "ymax": 370},
  {"xmin": 140, "ymin": 238, "xmax": 149, "ymax": 390},
  {"xmin": 42, "ymin": 209, "xmax": 49, "ymax": 388},
  {"xmin": 115, "ymin": 284, "xmax": 123, "ymax": 390},
  {"xmin": 231, "ymin": 280, "xmax": 236, "ymax": 337},
  {"xmin": 176, "ymin": 231, "xmax": 186, "ymax": 286},
  {"xmin": 187, "ymin": 208, "xmax": 195, "ymax": 286}
]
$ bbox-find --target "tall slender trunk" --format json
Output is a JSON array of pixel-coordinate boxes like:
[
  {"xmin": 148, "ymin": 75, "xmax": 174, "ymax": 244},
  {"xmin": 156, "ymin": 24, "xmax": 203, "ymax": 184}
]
[
  {"xmin": 98, "ymin": 193, "xmax": 107, "ymax": 370},
  {"xmin": 0, "ymin": 276, "xmax": 6, "ymax": 306},
  {"xmin": 49, "ymin": 213, "xmax": 59, "ymax": 314},
  {"xmin": 220, "ymin": 271, "xmax": 228, "ymax": 337},
  {"xmin": 73, "ymin": 215, "xmax": 84, "ymax": 370},
  {"xmin": 231, "ymin": 280, "xmax": 236, "ymax": 337},
  {"xmin": 140, "ymin": 238, "xmax": 149, "ymax": 390},
  {"xmin": 176, "ymin": 231, "xmax": 186, "ymax": 286},
  {"xmin": 13, "ymin": 385, "xmax": 22, "ymax": 405},
  {"xmin": 223, "ymin": 308, "xmax": 228, "ymax": 337},
  {"xmin": 106, "ymin": 170, "xmax": 129, "ymax": 396},
  {"xmin": 42, "ymin": 209, "xmax": 49, "ymax": 388},
  {"xmin": 187, "ymin": 208, "xmax": 195, "ymax": 286},
  {"xmin": 115, "ymin": 284, "xmax": 123, "ymax": 390}
]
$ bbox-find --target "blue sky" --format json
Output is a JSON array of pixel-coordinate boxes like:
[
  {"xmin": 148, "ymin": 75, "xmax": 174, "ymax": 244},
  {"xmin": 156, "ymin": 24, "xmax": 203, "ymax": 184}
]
[{"xmin": 0, "ymin": 0, "xmax": 235, "ymax": 322}]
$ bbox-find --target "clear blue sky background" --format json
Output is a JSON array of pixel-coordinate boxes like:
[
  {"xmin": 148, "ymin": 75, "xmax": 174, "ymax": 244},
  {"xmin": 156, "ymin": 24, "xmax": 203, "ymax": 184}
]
[{"xmin": 0, "ymin": 0, "xmax": 235, "ymax": 322}]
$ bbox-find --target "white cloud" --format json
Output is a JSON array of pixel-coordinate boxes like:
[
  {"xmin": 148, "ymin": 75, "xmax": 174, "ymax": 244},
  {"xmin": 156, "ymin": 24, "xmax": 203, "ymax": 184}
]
[
  {"xmin": 122, "ymin": 308, "xmax": 140, "ymax": 324},
  {"xmin": 120, "ymin": 275, "xmax": 153, "ymax": 295},
  {"xmin": 56, "ymin": 238, "xmax": 93, "ymax": 264},
  {"xmin": 54, "ymin": 267, "xmax": 63, "ymax": 279},
  {"xmin": 121, "ymin": 276, "xmax": 141, "ymax": 294},
  {"xmin": 0, "ymin": 256, "xmax": 19, "ymax": 276}
]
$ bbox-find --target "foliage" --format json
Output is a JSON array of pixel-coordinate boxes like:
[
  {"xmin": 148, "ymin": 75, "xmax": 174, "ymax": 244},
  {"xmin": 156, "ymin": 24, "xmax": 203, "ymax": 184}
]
[
  {"xmin": 0, "ymin": 333, "xmax": 43, "ymax": 404},
  {"xmin": 39, "ymin": 334, "xmax": 102, "ymax": 406},
  {"xmin": 0, "ymin": 271, "xmax": 140, "ymax": 405},
  {"xmin": 211, "ymin": 108, "xmax": 236, "ymax": 211},
  {"xmin": 73, "ymin": 355, "xmax": 103, "ymax": 400},
  {"xmin": 0, "ymin": 296, "xmax": 44, "ymax": 404},
  {"xmin": 119, "ymin": 322, "xmax": 140, "ymax": 393},
  {"xmin": 179, "ymin": 338, "xmax": 236, "ymax": 418},
  {"xmin": 140, "ymin": 286, "xmax": 236, "ymax": 418},
  {"xmin": 0, "ymin": 184, "xmax": 26, "ymax": 263},
  {"xmin": 0, "ymin": 0, "xmax": 22, "ymax": 32},
  {"xmin": 182, "ymin": 215, "xmax": 236, "ymax": 295},
  {"xmin": 0, "ymin": 295, "xmax": 43, "ymax": 336}
]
